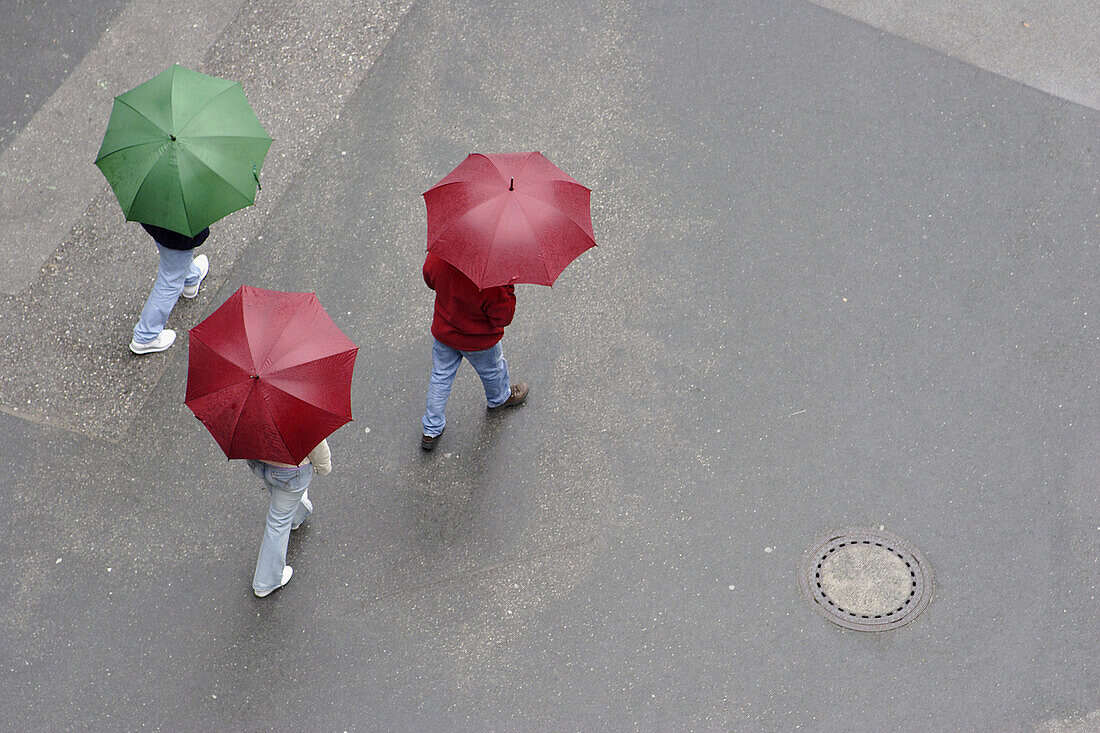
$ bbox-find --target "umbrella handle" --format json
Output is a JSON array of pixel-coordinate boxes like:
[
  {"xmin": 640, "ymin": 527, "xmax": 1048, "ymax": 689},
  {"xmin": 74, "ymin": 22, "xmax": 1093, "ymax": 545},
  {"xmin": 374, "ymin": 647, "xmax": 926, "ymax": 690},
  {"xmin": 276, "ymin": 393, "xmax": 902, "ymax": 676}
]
[{"xmin": 253, "ymin": 164, "xmax": 262, "ymax": 191}]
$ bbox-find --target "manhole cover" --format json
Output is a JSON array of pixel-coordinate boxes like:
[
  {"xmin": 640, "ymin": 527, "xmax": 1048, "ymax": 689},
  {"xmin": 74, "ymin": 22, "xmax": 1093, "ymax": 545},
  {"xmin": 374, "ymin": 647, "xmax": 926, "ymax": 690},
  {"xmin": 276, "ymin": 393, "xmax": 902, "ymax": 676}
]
[{"xmin": 798, "ymin": 528, "xmax": 932, "ymax": 632}]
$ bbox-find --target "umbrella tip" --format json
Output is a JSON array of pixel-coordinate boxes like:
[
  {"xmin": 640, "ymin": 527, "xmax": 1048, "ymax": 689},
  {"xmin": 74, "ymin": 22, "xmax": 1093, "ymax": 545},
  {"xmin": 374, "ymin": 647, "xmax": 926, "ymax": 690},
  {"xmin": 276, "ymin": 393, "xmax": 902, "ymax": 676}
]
[{"xmin": 509, "ymin": 177, "xmax": 514, "ymax": 191}]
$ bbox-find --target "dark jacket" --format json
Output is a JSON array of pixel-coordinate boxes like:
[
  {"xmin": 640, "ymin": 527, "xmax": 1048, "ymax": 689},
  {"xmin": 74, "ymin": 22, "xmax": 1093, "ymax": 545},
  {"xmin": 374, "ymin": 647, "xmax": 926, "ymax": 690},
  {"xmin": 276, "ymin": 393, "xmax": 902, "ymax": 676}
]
[
  {"xmin": 423, "ymin": 253, "xmax": 515, "ymax": 351},
  {"xmin": 142, "ymin": 223, "xmax": 209, "ymax": 251}
]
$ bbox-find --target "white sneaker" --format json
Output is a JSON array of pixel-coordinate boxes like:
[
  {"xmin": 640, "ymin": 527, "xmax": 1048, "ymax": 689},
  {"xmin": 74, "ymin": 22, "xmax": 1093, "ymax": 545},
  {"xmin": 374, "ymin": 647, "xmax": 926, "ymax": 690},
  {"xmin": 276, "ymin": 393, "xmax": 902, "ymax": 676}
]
[
  {"xmin": 181, "ymin": 254, "xmax": 209, "ymax": 299},
  {"xmin": 254, "ymin": 566, "xmax": 293, "ymax": 597},
  {"xmin": 129, "ymin": 328, "xmax": 176, "ymax": 354}
]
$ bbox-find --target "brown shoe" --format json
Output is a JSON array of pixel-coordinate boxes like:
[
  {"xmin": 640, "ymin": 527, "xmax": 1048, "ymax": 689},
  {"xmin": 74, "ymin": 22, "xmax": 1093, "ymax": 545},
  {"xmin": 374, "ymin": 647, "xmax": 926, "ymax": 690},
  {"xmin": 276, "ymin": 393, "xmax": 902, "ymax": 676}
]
[
  {"xmin": 421, "ymin": 427, "xmax": 443, "ymax": 451},
  {"xmin": 489, "ymin": 382, "xmax": 529, "ymax": 411}
]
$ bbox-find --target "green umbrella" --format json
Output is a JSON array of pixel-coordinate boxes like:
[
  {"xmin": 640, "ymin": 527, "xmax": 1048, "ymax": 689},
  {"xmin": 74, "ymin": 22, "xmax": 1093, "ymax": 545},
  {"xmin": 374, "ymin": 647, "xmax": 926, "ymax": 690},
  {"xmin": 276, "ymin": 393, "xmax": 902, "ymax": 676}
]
[{"xmin": 94, "ymin": 64, "xmax": 272, "ymax": 237}]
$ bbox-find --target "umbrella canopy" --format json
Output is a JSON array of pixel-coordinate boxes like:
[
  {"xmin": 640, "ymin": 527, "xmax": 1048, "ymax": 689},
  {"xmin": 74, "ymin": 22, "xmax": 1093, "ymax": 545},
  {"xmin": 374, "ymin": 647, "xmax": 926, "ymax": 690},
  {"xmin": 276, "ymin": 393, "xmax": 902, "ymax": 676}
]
[
  {"xmin": 423, "ymin": 152, "xmax": 596, "ymax": 288},
  {"xmin": 185, "ymin": 285, "xmax": 358, "ymax": 465},
  {"xmin": 94, "ymin": 64, "xmax": 272, "ymax": 237}
]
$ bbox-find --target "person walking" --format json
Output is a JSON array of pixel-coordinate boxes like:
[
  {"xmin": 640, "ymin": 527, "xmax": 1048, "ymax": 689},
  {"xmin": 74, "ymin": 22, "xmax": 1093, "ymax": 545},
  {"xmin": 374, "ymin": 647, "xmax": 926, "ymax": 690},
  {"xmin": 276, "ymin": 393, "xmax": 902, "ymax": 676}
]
[
  {"xmin": 247, "ymin": 439, "xmax": 332, "ymax": 597},
  {"xmin": 420, "ymin": 251, "xmax": 529, "ymax": 451},
  {"xmin": 128, "ymin": 223, "xmax": 211, "ymax": 354}
]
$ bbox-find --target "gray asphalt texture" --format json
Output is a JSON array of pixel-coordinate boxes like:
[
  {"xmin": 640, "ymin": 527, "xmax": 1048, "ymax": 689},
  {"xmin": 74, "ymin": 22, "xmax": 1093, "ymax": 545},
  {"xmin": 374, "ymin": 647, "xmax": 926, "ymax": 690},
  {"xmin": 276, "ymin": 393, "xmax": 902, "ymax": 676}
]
[
  {"xmin": 1, "ymin": 1, "xmax": 1097, "ymax": 731},
  {"xmin": 0, "ymin": 0, "xmax": 127, "ymax": 152}
]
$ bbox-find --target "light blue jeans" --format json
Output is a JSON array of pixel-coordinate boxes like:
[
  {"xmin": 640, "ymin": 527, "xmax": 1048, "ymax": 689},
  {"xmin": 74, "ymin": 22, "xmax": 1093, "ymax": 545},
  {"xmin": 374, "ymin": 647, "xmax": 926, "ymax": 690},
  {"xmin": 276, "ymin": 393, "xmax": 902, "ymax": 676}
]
[
  {"xmin": 133, "ymin": 244, "xmax": 203, "ymax": 343},
  {"xmin": 246, "ymin": 460, "xmax": 314, "ymax": 594},
  {"xmin": 422, "ymin": 338, "xmax": 510, "ymax": 437}
]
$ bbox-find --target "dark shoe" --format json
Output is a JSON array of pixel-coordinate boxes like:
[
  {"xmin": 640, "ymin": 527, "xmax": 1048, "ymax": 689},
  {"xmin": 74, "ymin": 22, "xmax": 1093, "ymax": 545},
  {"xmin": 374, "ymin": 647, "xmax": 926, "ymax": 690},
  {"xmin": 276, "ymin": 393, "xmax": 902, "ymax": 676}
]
[
  {"xmin": 421, "ymin": 427, "xmax": 443, "ymax": 451},
  {"xmin": 489, "ymin": 382, "xmax": 529, "ymax": 411}
]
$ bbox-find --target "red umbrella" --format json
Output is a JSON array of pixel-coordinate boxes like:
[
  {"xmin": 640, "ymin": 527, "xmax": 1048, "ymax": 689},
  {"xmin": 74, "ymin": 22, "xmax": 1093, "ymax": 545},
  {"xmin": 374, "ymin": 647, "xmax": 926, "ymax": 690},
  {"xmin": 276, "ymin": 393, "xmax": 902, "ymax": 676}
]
[
  {"xmin": 185, "ymin": 285, "xmax": 358, "ymax": 464},
  {"xmin": 423, "ymin": 152, "xmax": 596, "ymax": 288}
]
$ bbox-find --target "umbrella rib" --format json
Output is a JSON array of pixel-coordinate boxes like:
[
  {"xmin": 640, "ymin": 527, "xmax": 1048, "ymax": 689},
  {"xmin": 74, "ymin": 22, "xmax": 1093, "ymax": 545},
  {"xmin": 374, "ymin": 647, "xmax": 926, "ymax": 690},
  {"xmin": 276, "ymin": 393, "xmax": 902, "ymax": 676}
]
[
  {"xmin": 470, "ymin": 153, "xmax": 507, "ymax": 185},
  {"xmin": 190, "ymin": 329, "xmax": 255, "ymax": 374},
  {"xmin": 477, "ymin": 197, "xmax": 517, "ymax": 285},
  {"xmin": 182, "ymin": 133, "xmax": 272, "ymax": 143},
  {"xmin": 95, "ymin": 139, "xmax": 166, "ymax": 164},
  {"xmin": 186, "ymin": 375, "xmax": 251, "ymax": 404},
  {"xmin": 424, "ymin": 180, "xmax": 501, "ymax": 230},
  {"xmin": 514, "ymin": 151, "xmax": 539, "ymax": 179},
  {"xmin": 510, "ymin": 194, "xmax": 552, "ymax": 284},
  {"xmin": 124, "ymin": 147, "xmax": 185, "ymax": 225},
  {"xmin": 248, "ymin": 297, "xmax": 309, "ymax": 376},
  {"xmin": 266, "ymin": 390, "xmax": 298, "ymax": 463},
  {"xmin": 174, "ymin": 148, "xmax": 197, "ymax": 235},
  {"xmin": 115, "ymin": 98, "xmax": 169, "ymax": 135},
  {"xmin": 224, "ymin": 380, "xmax": 295, "ymax": 462},
  {"xmin": 425, "ymin": 179, "xmax": 498, "ymax": 196},
  {"xmin": 263, "ymin": 346, "xmax": 358, "ymax": 379},
  {"xmin": 178, "ymin": 147, "xmax": 255, "ymax": 204},
  {"xmin": 426, "ymin": 193, "xmax": 505, "ymax": 250},
  {"xmin": 517, "ymin": 184, "xmax": 594, "ymax": 238},
  {"xmin": 174, "ymin": 83, "xmax": 241, "ymax": 136},
  {"xmin": 264, "ymin": 380, "xmax": 348, "ymax": 425},
  {"xmin": 225, "ymin": 378, "xmax": 258, "ymax": 458}
]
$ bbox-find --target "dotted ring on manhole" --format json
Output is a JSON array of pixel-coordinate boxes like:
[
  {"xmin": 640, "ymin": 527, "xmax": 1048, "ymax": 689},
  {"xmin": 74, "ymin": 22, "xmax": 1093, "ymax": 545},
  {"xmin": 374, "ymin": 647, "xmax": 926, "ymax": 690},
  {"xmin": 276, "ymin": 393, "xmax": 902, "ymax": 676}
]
[{"xmin": 797, "ymin": 527, "xmax": 932, "ymax": 632}]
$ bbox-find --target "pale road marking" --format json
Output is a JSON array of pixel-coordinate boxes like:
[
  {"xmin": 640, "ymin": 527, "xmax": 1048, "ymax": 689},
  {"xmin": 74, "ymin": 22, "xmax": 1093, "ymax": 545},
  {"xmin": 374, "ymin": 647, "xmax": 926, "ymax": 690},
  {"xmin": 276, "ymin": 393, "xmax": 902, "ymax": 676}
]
[
  {"xmin": 0, "ymin": 0, "xmax": 415, "ymax": 438},
  {"xmin": 1035, "ymin": 710, "xmax": 1100, "ymax": 733},
  {"xmin": 806, "ymin": 0, "xmax": 1100, "ymax": 112},
  {"xmin": 0, "ymin": 0, "xmax": 249, "ymax": 295}
]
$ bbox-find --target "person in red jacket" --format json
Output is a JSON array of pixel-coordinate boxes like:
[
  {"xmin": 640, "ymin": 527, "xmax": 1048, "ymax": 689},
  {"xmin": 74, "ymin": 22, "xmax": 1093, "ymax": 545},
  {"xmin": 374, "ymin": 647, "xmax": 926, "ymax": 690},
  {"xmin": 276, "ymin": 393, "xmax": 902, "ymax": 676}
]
[{"xmin": 420, "ymin": 252, "xmax": 528, "ymax": 450}]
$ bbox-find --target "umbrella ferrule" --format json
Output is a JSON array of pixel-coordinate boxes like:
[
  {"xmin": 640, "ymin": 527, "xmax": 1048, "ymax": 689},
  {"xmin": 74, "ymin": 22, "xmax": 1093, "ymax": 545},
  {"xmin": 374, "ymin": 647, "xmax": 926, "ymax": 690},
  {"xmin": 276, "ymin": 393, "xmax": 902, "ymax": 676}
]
[{"xmin": 509, "ymin": 177, "xmax": 514, "ymax": 191}]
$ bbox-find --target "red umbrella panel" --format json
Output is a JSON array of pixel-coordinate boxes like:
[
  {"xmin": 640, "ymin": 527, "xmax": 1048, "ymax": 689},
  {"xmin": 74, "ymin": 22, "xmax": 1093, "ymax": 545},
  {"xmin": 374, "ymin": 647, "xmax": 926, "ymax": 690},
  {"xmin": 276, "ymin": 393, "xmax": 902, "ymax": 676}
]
[
  {"xmin": 185, "ymin": 285, "xmax": 358, "ymax": 465},
  {"xmin": 423, "ymin": 152, "xmax": 596, "ymax": 289}
]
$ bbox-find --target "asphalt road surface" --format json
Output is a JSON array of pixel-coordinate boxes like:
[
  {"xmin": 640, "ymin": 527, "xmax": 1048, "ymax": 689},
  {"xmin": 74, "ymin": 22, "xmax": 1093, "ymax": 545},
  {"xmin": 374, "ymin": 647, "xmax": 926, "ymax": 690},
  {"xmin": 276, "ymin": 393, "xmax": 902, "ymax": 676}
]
[
  {"xmin": 1, "ymin": 1, "xmax": 1096, "ymax": 731},
  {"xmin": 0, "ymin": 0, "xmax": 127, "ymax": 152}
]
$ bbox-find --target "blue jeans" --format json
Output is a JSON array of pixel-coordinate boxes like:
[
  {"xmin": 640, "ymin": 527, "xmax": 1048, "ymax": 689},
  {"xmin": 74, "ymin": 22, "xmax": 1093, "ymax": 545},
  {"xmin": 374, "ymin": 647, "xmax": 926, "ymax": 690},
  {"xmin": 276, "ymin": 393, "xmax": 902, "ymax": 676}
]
[
  {"xmin": 246, "ymin": 460, "xmax": 313, "ymax": 594},
  {"xmin": 422, "ymin": 338, "xmax": 510, "ymax": 437},
  {"xmin": 133, "ymin": 244, "xmax": 203, "ymax": 343}
]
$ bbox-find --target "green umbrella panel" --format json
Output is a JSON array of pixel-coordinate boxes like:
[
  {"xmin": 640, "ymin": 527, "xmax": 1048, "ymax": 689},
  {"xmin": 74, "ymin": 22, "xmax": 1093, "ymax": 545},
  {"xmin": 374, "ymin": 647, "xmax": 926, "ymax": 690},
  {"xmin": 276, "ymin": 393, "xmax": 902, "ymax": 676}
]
[{"xmin": 94, "ymin": 64, "xmax": 273, "ymax": 238}]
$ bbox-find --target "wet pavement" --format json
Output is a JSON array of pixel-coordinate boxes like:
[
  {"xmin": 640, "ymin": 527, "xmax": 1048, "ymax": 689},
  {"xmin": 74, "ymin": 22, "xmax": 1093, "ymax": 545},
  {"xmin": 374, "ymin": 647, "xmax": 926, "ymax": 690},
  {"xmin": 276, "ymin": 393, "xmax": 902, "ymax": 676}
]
[
  {"xmin": 0, "ymin": 1, "xmax": 1097, "ymax": 730},
  {"xmin": 0, "ymin": 0, "xmax": 127, "ymax": 152}
]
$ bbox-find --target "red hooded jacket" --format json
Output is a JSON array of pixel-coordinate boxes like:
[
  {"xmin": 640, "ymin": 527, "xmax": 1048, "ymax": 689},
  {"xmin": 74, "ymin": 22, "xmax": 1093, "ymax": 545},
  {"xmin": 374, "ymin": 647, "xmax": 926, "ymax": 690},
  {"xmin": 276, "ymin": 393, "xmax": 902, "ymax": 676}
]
[{"xmin": 423, "ymin": 253, "xmax": 516, "ymax": 351}]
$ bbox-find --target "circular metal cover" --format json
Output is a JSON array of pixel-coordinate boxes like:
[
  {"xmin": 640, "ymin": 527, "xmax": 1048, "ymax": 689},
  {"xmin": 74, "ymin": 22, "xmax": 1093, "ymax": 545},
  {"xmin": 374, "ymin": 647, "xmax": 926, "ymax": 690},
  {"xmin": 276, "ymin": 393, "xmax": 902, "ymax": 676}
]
[{"xmin": 798, "ymin": 528, "xmax": 932, "ymax": 632}]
